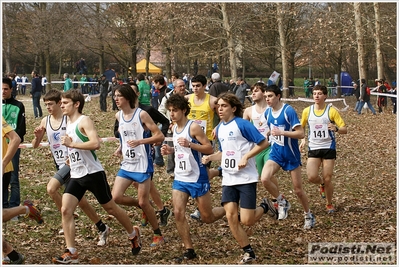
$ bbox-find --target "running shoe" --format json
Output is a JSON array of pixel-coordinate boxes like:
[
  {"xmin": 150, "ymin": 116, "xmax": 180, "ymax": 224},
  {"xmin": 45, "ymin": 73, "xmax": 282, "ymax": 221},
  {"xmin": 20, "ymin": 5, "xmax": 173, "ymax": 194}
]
[
  {"xmin": 304, "ymin": 212, "xmax": 316, "ymax": 229},
  {"xmin": 326, "ymin": 204, "xmax": 335, "ymax": 213},
  {"xmin": 239, "ymin": 252, "xmax": 256, "ymax": 264},
  {"xmin": 23, "ymin": 200, "xmax": 43, "ymax": 224},
  {"xmin": 130, "ymin": 226, "xmax": 142, "ymax": 255},
  {"xmin": 190, "ymin": 209, "xmax": 201, "ymax": 221},
  {"xmin": 174, "ymin": 249, "xmax": 197, "ymax": 263},
  {"xmin": 150, "ymin": 234, "xmax": 165, "ymax": 247},
  {"xmin": 97, "ymin": 225, "xmax": 110, "ymax": 246},
  {"xmin": 2, "ymin": 253, "xmax": 25, "ymax": 264},
  {"xmin": 277, "ymin": 199, "xmax": 291, "ymax": 220},
  {"xmin": 319, "ymin": 184, "xmax": 326, "ymax": 199},
  {"xmin": 159, "ymin": 207, "xmax": 172, "ymax": 227},
  {"xmin": 141, "ymin": 211, "xmax": 148, "ymax": 226},
  {"xmin": 261, "ymin": 198, "xmax": 279, "ymax": 220},
  {"xmin": 52, "ymin": 249, "xmax": 78, "ymax": 264}
]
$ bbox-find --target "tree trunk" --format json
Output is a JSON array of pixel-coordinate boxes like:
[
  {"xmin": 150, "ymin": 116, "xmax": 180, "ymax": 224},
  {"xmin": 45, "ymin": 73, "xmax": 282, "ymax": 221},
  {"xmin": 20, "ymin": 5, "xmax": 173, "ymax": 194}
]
[
  {"xmin": 45, "ymin": 47, "xmax": 51, "ymax": 90},
  {"xmin": 373, "ymin": 2, "xmax": 384, "ymax": 80},
  {"xmin": 277, "ymin": 3, "xmax": 289, "ymax": 98},
  {"xmin": 354, "ymin": 3, "xmax": 367, "ymax": 82},
  {"xmin": 220, "ymin": 3, "xmax": 237, "ymax": 80},
  {"xmin": 3, "ymin": 8, "xmax": 11, "ymax": 74}
]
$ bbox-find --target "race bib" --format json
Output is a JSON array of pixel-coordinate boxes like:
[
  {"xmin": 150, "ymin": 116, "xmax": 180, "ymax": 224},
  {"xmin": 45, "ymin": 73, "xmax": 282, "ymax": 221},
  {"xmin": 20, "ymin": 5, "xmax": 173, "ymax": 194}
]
[
  {"xmin": 271, "ymin": 126, "xmax": 285, "ymax": 146},
  {"xmin": 222, "ymin": 150, "xmax": 241, "ymax": 173},
  {"xmin": 175, "ymin": 152, "xmax": 192, "ymax": 174}
]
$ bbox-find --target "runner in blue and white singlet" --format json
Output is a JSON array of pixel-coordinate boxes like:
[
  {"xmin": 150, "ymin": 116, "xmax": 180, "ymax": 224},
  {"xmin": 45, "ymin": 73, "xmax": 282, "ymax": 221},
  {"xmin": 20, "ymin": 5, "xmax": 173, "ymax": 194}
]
[
  {"xmin": 216, "ymin": 116, "xmax": 265, "ymax": 186},
  {"xmin": 118, "ymin": 108, "xmax": 153, "ymax": 175},
  {"xmin": 173, "ymin": 120, "xmax": 208, "ymax": 183}
]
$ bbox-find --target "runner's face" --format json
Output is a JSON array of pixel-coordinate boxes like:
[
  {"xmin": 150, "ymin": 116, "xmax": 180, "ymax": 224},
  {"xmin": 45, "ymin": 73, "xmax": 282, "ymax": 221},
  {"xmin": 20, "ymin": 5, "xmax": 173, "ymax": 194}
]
[
  {"xmin": 44, "ymin": 100, "xmax": 60, "ymax": 115},
  {"xmin": 265, "ymin": 92, "xmax": 279, "ymax": 108},
  {"xmin": 168, "ymin": 106, "xmax": 184, "ymax": 123},
  {"xmin": 114, "ymin": 90, "xmax": 127, "ymax": 108},
  {"xmin": 251, "ymin": 87, "xmax": 265, "ymax": 102},
  {"xmin": 191, "ymin": 82, "xmax": 204, "ymax": 95},
  {"xmin": 313, "ymin": 90, "xmax": 326, "ymax": 104},
  {"xmin": 217, "ymin": 99, "xmax": 235, "ymax": 122},
  {"xmin": 2, "ymin": 83, "xmax": 12, "ymax": 99},
  {"xmin": 60, "ymin": 98, "xmax": 76, "ymax": 116}
]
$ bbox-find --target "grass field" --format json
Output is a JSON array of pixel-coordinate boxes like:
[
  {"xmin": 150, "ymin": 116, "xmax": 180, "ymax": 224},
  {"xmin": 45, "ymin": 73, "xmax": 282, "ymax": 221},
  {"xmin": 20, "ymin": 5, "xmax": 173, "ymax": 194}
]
[{"xmin": 3, "ymin": 91, "xmax": 397, "ymax": 265}]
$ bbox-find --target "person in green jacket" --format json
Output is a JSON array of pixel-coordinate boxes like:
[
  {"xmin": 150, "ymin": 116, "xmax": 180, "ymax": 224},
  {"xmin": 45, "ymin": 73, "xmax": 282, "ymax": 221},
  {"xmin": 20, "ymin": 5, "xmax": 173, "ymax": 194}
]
[
  {"xmin": 63, "ymin": 73, "xmax": 73, "ymax": 92},
  {"xmin": 137, "ymin": 73, "xmax": 151, "ymax": 106}
]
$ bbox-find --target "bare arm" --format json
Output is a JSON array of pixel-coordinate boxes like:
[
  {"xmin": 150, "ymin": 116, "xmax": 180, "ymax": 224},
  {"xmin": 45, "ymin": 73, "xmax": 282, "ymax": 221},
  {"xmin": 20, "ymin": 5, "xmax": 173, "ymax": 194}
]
[
  {"xmin": 32, "ymin": 117, "xmax": 47, "ymax": 148},
  {"xmin": 189, "ymin": 122, "xmax": 214, "ymax": 155},
  {"xmin": 61, "ymin": 116, "xmax": 101, "ymax": 150},
  {"xmin": 3, "ymin": 130, "xmax": 21, "ymax": 174}
]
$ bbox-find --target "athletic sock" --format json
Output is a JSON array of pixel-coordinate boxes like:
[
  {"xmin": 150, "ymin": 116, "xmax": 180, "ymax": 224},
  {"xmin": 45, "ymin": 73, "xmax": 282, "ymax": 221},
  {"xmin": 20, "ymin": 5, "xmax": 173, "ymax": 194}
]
[
  {"xmin": 95, "ymin": 220, "xmax": 106, "ymax": 232},
  {"xmin": 259, "ymin": 202, "xmax": 269, "ymax": 214},
  {"xmin": 153, "ymin": 228, "xmax": 162, "ymax": 236},
  {"xmin": 242, "ymin": 245, "xmax": 255, "ymax": 258},
  {"xmin": 158, "ymin": 207, "xmax": 166, "ymax": 215},
  {"xmin": 7, "ymin": 250, "xmax": 20, "ymax": 262}
]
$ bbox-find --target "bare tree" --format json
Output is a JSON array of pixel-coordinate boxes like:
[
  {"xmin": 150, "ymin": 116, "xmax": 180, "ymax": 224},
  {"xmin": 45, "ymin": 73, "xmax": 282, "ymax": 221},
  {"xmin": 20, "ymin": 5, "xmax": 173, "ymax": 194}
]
[
  {"xmin": 373, "ymin": 2, "xmax": 384, "ymax": 80},
  {"xmin": 354, "ymin": 3, "xmax": 367, "ymax": 82}
]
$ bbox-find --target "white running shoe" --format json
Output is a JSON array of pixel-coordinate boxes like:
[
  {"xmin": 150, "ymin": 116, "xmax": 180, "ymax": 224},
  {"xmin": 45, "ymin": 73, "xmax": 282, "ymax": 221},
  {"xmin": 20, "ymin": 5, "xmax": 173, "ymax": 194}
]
[
  {"xmin": 304, "ymin": 212, "xmax": 316, "ymax": 229},
  {"xmin": 97, "ymin": 225, "xmax": 110, "ymax": 246},
  {"xmin": 190, "ymin": 209, "xmax": 201, "ymax": 221},
  {"xmin": 277, "ymin": 199, "xmax": 291, "ymax": 220}
]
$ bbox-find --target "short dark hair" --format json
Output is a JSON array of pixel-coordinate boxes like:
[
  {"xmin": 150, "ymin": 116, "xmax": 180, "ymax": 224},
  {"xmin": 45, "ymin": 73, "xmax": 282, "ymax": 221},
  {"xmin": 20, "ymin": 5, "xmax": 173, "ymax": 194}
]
[
  {"xmin": 62, "ymin": 89, "xmax": 85, "ymax": 114},
  {"xmin": 3, "ymin": 77, "xmax": 12, "ymax": 88},
  {"xmin": 137, "ymin": 74, "xmax": 145, "ymax": 81},
  {"xmin": 166, "ymin": 93, "xmax": 191, "ymax": 116},
  {"xmin": 265, "ymin": 84, "xmax": 282, "ymax": 99},
  {"xmin": 191, "ymin": 75, "xmax": 207, "ymax": 86},
  {"xmin": 153, "ymin": 75, "xmax": 165, "ymax": 85},
  {"xmin": 313, "ymin": 85, "xmax": 328, "ymax": 95},
  {"xmin": 43, "ymin": 89, "xmax": 62, "ymax": 102}
]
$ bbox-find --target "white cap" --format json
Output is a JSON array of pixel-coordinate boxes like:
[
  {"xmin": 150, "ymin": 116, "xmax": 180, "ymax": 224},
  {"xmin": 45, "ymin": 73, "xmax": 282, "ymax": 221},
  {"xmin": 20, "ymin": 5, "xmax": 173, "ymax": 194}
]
[{"xmin": 211, "ymin": 72, "xmax": 221, "ymax": 81}]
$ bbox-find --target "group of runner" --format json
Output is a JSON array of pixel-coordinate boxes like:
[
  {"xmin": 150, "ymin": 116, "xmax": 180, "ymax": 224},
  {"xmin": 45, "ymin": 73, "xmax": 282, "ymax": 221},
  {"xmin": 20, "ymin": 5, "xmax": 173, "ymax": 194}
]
[{"xmin": 6, "ymin": 74, "xmax": 347, "ymax": 264}]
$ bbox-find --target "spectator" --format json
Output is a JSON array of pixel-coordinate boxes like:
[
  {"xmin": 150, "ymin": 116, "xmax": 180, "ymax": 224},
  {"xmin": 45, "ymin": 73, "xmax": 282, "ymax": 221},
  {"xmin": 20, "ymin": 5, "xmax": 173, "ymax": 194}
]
[
  {"xmin": 63, "ymin": 73, "xmax": 73, "ymax": 92},
  {"xmin": 20, "ymin": 74, "xmax": 28, "ymax": 95},
  {"xmin": 235, "ymin": 77, "xmax": 250, "ymax": 105},
  {"xmin": 90, "ymin": 74, "xmax": 98, "ymax": 94},
  {"xmin": 99, "ymin": 74, "xmax": 109, "ymax": 112},
  {"xmin": 209, "ymin": 72, "xmax": 229, "ymax": 98},
  {"xmin": 2, "ymin": 77, "xmax": 26, "ymax": 214},
  {"xmin": 389, "ymin": 84, "xmax": 396, "ymax": 114},
  {"xmin": 357, "ymin": 78, "xmax": 376, "ymax": 115},
  {"xmin": 41, "ymin": 74, "xmax": 47, "ymax": 94},
  {"xmin": 353, "ymin": 82, "xmax": 361, "ymax": 112},
  {"xmin": 304, "ymin": 77, "xmax": 310, "ymax": 98},
  {"xmin": 137, "ymin": 74, "xmax": 151, "ymax": 106},
  {"xmin": 375, "ymin": 79, "xmax": 387, "ymax": 113},
  {"xmin": 30, "ymin": 71, "xmax": 43, "ymax": 119},
  {"xmin": 72, "ymin": 75, "xmax": 79, "ymax": 89},
  {"xmin": 80, "ymin": 73, "xmax": 88, "ymax": 94}
]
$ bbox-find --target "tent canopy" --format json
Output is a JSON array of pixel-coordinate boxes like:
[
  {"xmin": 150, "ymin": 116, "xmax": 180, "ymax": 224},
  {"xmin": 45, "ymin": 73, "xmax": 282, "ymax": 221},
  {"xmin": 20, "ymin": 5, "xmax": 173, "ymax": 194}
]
[{"xmin": 136, "ymin": 59, "xmax": 162, "ymax": 74}]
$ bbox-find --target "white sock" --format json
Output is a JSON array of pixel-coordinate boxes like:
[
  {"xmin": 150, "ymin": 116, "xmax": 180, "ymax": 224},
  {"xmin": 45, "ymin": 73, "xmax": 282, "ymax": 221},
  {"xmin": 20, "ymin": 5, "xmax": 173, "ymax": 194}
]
[
  {"xmin": 67, "ymin": 247, "xmax": 76, "ymax": 254},
  {"xmin": 128, "ymin": 229, "xmax": 136, "ymax": 239},
  {"xmin": 25, "ymin": 206, "xmax": 29, "ymax": 215},
  {"xmin": 276, "ymin": 194, "xmax": 284, "ymax": 203}
]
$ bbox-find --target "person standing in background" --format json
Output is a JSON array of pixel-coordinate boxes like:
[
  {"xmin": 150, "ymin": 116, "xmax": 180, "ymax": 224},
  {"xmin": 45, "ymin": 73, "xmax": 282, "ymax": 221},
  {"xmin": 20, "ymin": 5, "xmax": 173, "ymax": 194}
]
[
  {"xmin": 2, "ymin": 77, "xmax": 26, "ymax": 214},
  {"xmin": 30, "ymin": 71, "xmax": 43, "ymax": 119}
]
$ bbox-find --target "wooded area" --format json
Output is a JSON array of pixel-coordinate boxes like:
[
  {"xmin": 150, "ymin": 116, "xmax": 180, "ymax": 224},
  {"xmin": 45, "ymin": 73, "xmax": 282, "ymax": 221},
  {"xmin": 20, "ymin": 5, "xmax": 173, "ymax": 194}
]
[{"xmin": 2, "ymin": 2, "xmax": 397, "ymax": 94}]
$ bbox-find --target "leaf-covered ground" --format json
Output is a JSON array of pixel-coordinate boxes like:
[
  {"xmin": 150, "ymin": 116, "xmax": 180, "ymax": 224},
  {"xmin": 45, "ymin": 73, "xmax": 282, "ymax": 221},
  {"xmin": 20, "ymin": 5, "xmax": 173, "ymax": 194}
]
[{"xmin": 3, "ymin": 93, "xmax": 396, "ymax": 265}]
